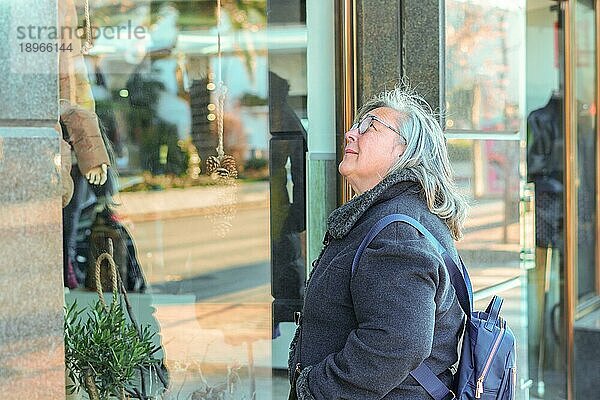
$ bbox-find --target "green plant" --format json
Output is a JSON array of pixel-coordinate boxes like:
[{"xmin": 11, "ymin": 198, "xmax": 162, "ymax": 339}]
[
  {"xmin": 239, "ymin": 93, "xmax": 268, "ymax": 107},
  {"xmin": 243, "ymin": 157, "xmax": 268, "ymax": 171},
  {"xmin": 64, "ymin": 299, "xmax": 160, "ymax": 400}
]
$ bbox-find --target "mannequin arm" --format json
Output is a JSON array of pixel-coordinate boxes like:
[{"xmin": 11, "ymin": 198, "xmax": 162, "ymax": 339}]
[{"xmin": 86, "ymin": 163, "xmax": 108, "ymax": 185}]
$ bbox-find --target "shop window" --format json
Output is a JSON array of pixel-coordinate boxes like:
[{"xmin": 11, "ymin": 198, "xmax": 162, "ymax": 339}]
[
  {"xmin": 61, "ymin": 0, "xmax": 308, "ymax": 398},
  {"xmin": 445, "ymin": 0, "xmax": 525, "ymax": 134}
]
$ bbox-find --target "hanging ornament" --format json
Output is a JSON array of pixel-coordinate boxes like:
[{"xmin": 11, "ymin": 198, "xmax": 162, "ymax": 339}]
[
  {"xmin": 205, "ymin": 85, "xmax": 238, "ymax": 179},
  {"xmin": 204, "ymin": 0, "xmax": 239, "ymax": 238},
  {"xmin": 205, "ymin": 0, "xmax": 238, "ymax": 181},
  {"xmin": 206, "ymin": 154, "xmax": 238, "ymax": 179},
  {"xmin": 81, "ymin": 0, "xmax": 94, "ymax": 54}
]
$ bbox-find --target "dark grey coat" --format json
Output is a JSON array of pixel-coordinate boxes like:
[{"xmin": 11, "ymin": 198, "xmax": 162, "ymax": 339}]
[{"xmin": 289, "ymin": 169, "xmax": 466, "ymax": 399}]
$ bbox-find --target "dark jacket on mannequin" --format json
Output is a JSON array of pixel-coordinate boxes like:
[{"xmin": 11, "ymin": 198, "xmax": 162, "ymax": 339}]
[
  {"xmin": 526, "ymin": 93, "xmax": 564, "ymax": 247},
  {"xmin": 527, "ymin": 94, "xmax": 563, "ymax": 183}
]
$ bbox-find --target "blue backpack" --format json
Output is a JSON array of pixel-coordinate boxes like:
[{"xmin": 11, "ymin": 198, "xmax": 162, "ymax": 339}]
[{"xmin": 353, "ymin": 214, "xmax": 517, "ymax": 400}]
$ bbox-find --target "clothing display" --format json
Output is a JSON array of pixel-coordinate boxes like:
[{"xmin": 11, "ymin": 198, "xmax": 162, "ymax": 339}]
[
  {"xmin": 57, "ymin": 0, "xmax": 111, "ymax": 207},
  {"xmin": 57, "ymin": 0, "xmax": 112, "ymax": 288},
  {"xmin": 527, "ymin": 94, "xmax": 564, "ymax": 248},
  {"xmin": 526, "ymin": 92, "xmax": 568, "ymax": 397},
  {"xmin": 62, "ymin": 163, "xmax": 92, "ymax": 287}
]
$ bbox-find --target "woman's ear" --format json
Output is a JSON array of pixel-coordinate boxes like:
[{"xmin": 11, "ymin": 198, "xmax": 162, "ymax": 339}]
[{"xmin": 396, "ymin": 144, "xmax": 406, "ymax": 158}]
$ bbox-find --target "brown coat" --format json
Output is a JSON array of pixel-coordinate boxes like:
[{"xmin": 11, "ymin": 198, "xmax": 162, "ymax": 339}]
[
  {"xmin": 57, "ymin": 0, "xmax": 110, "ymax": 206},
  {"xmin": 58, "ymin": 0, "xmax": 96, "ymax": 111}
]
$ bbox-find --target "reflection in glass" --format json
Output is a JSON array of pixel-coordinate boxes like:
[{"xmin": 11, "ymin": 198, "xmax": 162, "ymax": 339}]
[
  {"xmin": 573, "ymin": 1, "xmax": 600, "ymax": 399},
  {"xmin": 61, "ymin": 0, "xmax": 307, "ymax": 398},
  {"xmin": 266, "ymin": 0, "xmax": 308, "ymax": 386},
  {"xmin": 445, "ymin": 0, "xmax": 525, "ymax": 133},
  {"xmin": 574, "ymin": 0, "xmax": 597, "ymax": 302},
  {"xmin": 448, "ymin": 139, "xmax": 521, "ymax": 278},
  {"xmin": 524, "ymin": 2, "xmax": 567, "ymax": 398},
  {"xmin": 526, "ymin": 94, "xmax": 566, "ymax": 400}
]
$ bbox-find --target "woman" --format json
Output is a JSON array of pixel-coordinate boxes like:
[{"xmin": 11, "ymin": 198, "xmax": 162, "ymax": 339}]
[{"xmin": 288, "ymin": 88, "xmax": 469, "ymax": 399}]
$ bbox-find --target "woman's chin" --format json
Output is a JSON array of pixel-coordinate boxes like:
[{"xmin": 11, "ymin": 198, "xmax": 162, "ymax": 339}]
[{"xmin": 338, "ymin": 161, "xmax": 352, "ymax": 177}]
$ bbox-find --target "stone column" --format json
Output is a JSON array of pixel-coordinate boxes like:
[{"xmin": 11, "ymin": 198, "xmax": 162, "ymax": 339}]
[
  {"xmin": 355, "ymin": 0, "xmax": 403, "ymax": 104},
  {"xmin": 355, "ymin": 0, "xmax": 443, "ymax": 113},
  {"xmin": 400, "ymin": 0, "xmax": 444, "ymax": 115},
  {"xmin": 0, "ymin": 0, "xmax": 64, "ymax": 399}
]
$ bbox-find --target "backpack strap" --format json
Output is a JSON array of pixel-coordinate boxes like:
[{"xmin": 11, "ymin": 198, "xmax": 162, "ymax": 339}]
[
  {"xmin": 410, "ymin": 363, "xmax": 456, "ymax": 400},
  {"xmin": 352, "ymin": 214, "xmax": 473, "ymax": 316},
  {"xmin": 484, "ymin": 295, "xmax": 503, "ymax": 331},
  {"xmin": 352, "ymin": 214, "xmax": 474, "ymax": 400}
]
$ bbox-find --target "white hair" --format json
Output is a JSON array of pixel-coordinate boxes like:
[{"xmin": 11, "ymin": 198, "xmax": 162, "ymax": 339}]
[{"xmin": 354, "ymin": 86, "xmax": 469, "ymax": 240}]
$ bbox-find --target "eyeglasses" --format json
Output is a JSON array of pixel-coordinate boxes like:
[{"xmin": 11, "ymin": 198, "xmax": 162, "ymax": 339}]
[{"xmin": 350, "ymin": 114, "xmax": 407, "ymax": 145}]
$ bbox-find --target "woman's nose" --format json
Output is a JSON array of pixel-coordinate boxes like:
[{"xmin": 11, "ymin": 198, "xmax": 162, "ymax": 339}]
[{"xmin": 344, "ymin": 126, "xmax": 358, "ymax": 143}]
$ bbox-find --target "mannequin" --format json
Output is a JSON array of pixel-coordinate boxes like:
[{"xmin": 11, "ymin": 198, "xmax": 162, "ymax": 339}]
[
  {"xmin": 526, "ymin": 91, "xmax": 564, "ymax": 396},
  {"xmin": 59, "ymin": 103, "xmax": 111, "ymax": 288},
  {"xmin": 59, "ymin": 99, "xmax": 110, "ymax": 188},
  {"xmin": 86, "ymin": 164, "xmax": 108, "ymax": 186},
  {"xmin": 527, "ymin": 91, "xmax": 563, "ymax": 247},
  {"xmin": 58, "ymin": 0, "xmax": 111, "ymax": 287}
]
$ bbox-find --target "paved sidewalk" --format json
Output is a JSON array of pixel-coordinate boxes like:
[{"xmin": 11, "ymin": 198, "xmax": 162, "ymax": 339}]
[{"xmin": 115, "ymin": 181, "xmax": 270, "ymax": 222}]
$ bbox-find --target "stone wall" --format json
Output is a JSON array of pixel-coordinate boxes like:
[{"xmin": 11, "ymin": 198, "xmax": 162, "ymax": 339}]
[{"xmin": 0, "ymin": 0, "xmax": 64, "ymax": 399}]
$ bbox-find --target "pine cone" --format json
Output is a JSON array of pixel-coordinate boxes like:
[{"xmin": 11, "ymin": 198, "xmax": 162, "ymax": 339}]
[
  {"xmin": 215, "ymin": 167, "xmax": 230, "ymax": 178},
  {"xmin": 205, "ymin": 156, "xmax": 220, "ymax": 175},
  {"xmin": 221, "ymin": 155, "xmax": 237, "ymax": 171},
  {"xmin": 222, "ymin": 157, "xmax": 238, "ymax": 178}
]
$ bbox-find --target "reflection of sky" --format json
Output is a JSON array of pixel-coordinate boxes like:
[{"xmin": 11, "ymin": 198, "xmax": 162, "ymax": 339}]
[
  {"xmin": 90, "ymin": 21, "xmax": 308, "ymax": 62},
  {"xmin": 211, "ymin": 55, "xmax": 268, "ymax": 101},
  {"xmin": 241, "ymin": 107, "xmax": 269, "ymax": 154},
  {"xmin": 156, "ymin": 91, "xmax": 192, "ymax": 140},
  {"xmin": 211, "ymin": 55, "xmax": 269, "ymax": 155},
  {"xmin": 150, "ymin": 58, "xmax": 180, "ymax": 94},
  {"xmin": 86, "ymin": 4, "xmax": 305, "ymax": 156}
]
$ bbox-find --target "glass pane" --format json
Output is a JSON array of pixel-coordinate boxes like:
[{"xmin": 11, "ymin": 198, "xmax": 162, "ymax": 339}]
[
  {"xmin": 445, "ymin": 0, "xmax": 525, "ymax": 132},
  {"xmin": 448, "ymin": 138, "xmax": 521, "ymax": 288},
  {"xmin": 573, "ymin": 2, "xmax": 600, "ymax": 400},
  {"xmin": 62, "ymin": 0, "xmax": 308, "ymax": 398},
  {"xmin": 525, "ymin": 1, "xmax": 567, "ymax": 398},
  {"xmin": 450, "ymin": 136, "xmax": 528, "ymax": 398},
  {"xmin": 574, "ymin": 0, "xmax": 597, "ymax": 302}
]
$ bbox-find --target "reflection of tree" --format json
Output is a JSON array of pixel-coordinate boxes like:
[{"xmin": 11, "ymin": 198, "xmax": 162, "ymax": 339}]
[
  {"xmin": 221, "ymin": 111, "xmax": 248, "ymax": 171},
  {"xmin": 221, "ymin": 1, "xmax": 267, "ymax": 79},
  {"xmin": 446, "ymin": 1, "xmax": 517, "ymax": 131},
  {"xmin": 162, "ymin": 0, "xmax": 268, "ymax": 77},
  {"xmin": 126, "ymin": 62, "xmax": 190, "ymax": 176},
  {"xmin": 88, "ymin": 1, "xmax": 267, "ymax": 34}
]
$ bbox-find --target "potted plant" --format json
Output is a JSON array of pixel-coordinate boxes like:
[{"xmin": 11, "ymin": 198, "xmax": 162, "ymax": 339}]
[{"xmin": 64, "ymin": 244, "xmax": 163, "ymax": 400}]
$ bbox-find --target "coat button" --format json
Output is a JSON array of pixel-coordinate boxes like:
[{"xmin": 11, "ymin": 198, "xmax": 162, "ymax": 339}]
[{"xmin": 294, "ymin": 311, "xmax": 302, "ymax": 325}]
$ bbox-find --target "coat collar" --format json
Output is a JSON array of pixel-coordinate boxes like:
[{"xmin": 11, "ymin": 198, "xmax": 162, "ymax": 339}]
[{"xmin": 327, "ymin": 169, "xmax": 421, "ymax": 239}]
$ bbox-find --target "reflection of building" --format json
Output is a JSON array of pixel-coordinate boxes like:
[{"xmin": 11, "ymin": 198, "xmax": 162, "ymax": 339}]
[
  {"xmin": 1, "ymin": 0, "xmax": 599, "ymax": 399},
  {"xmin": 86, "ymin": 12, "xmax": 308, "ymax": 172}
]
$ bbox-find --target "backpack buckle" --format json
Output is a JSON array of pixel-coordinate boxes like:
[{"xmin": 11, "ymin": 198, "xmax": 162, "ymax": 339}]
[{"xmin": 444, "ymin": 390, "xmax": 456, "ymax": 400}]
